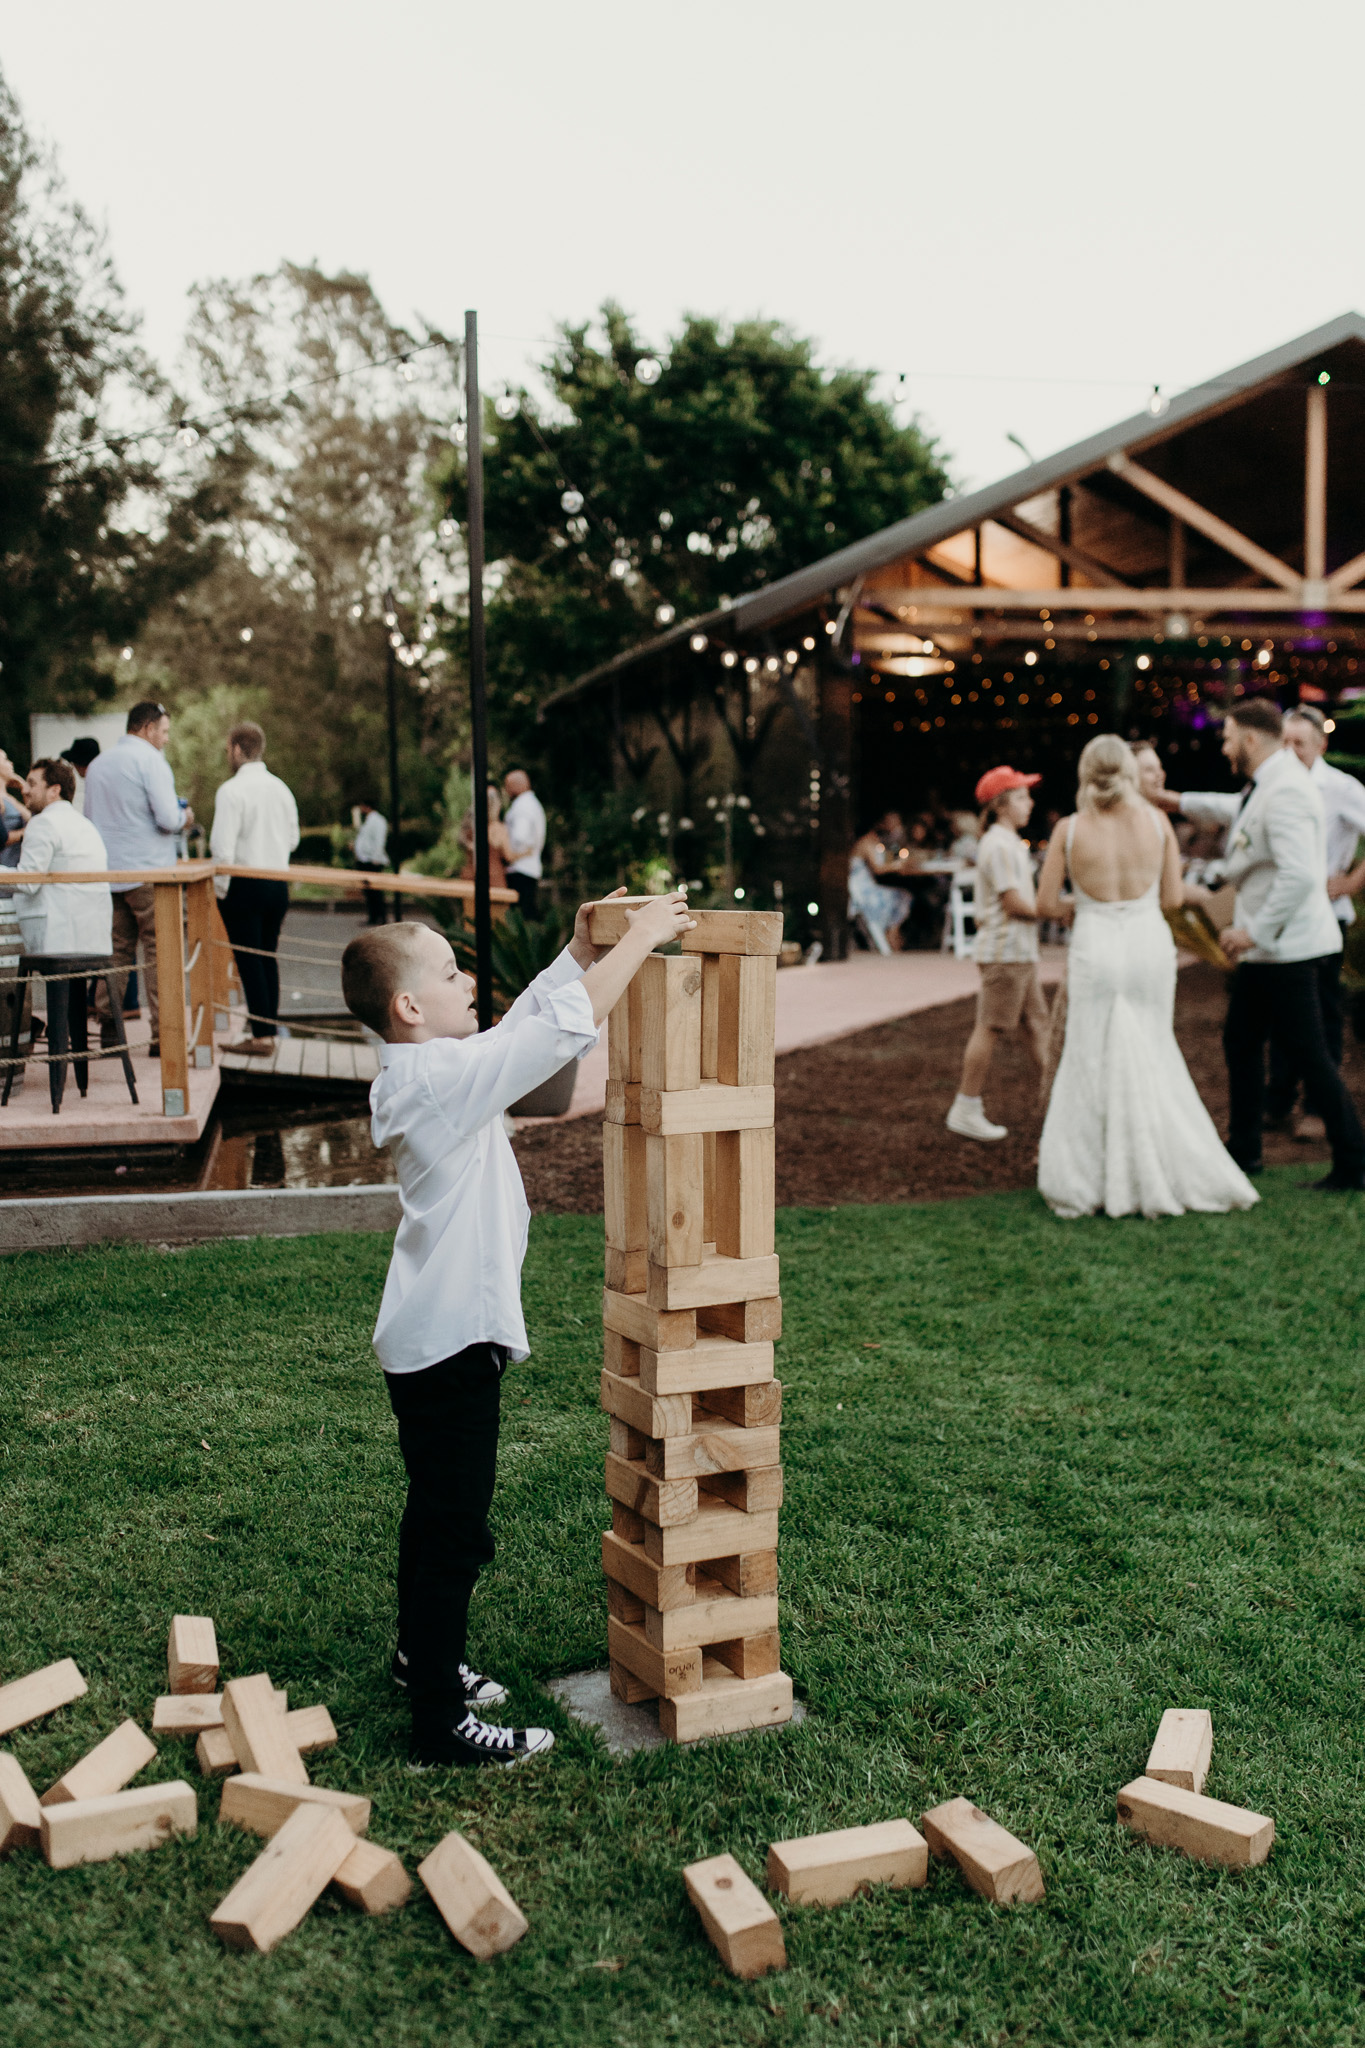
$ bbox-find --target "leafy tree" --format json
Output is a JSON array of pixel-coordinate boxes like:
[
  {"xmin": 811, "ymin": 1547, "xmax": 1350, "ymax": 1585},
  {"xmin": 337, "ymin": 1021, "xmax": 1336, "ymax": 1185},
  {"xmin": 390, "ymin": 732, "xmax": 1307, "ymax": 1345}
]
[
  {"xmin": 436, "ymin": 303, "xmax": 949, "ymax": 768},
  {"xmin": 140, "ymin": 263, "xmax": 464, "ymax": 833},
  {"xmin": 0, "ymin": 67, "xmax": 237, "ymax": 761}
]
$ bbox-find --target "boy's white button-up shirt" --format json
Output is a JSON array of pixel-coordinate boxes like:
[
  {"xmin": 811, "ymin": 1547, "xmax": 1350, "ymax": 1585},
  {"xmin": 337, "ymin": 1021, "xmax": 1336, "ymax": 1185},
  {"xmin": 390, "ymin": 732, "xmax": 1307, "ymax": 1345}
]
[{"xmin": 369, "ymin": 948, "xmax": 598, "ymax": 1374}]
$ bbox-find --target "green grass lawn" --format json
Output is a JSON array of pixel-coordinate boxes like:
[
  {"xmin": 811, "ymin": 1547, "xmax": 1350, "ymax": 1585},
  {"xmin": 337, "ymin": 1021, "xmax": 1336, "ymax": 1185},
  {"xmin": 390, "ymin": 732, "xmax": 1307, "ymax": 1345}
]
[{"xmin": 2, "ymin": 1171, "xmax": 1364, "ymax": 2048}]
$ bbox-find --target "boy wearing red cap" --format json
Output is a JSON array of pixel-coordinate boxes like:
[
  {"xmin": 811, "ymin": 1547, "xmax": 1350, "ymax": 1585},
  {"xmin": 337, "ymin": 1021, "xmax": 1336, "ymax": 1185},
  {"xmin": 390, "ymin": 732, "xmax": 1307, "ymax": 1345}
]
[{"xmin": 947, "ymin": 765, "xmax": 1048, "ymax": 1142}]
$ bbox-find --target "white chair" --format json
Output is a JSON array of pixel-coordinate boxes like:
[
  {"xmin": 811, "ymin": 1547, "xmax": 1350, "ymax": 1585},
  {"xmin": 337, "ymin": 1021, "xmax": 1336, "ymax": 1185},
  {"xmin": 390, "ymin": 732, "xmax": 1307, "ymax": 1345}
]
[{"xmin": 943, "ymin": 870, "xmax": 977, "ymax": 960}]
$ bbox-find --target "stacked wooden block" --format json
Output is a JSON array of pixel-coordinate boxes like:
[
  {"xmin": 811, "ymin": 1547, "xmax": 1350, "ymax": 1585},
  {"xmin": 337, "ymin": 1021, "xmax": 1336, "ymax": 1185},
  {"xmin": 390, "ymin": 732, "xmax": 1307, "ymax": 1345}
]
[{"xmin": 593, "ymin": 900, "xmax": 792, "ymax": 1742}]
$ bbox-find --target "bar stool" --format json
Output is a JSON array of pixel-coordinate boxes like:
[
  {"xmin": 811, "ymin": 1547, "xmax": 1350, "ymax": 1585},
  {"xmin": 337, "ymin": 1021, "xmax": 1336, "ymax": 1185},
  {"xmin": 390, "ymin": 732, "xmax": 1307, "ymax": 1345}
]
[{"xmin": 1, "ymin": 954, "xmax": 139, "ymax": 1114}]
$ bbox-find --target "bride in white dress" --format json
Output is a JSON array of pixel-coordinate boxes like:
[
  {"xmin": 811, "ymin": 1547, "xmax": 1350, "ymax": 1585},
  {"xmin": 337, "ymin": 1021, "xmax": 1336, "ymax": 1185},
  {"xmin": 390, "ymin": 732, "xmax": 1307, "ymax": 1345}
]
[{"xmin": 1036, "ymin": 735, "xmax": 1259, "ymax": 1221}]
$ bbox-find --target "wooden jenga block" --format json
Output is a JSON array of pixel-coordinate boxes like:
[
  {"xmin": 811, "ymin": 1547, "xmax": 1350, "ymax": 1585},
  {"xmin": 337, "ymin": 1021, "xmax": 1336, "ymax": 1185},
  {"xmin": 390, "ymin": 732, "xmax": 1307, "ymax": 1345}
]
[
  {"xmin": 604, "ymin": 1247, "xmax": 648, "ymax": 1295},
  {"xmin": 700, "ymin": 1380, "xmax": 783, "ymax": 1429},
  {"xmin": 609, "ymin": 1660, "xmax": 657, "ymax": 1705},
  {"xmin": 221, "ymin": 1674, "xmax": 308, "ymax": 1786},
  {"xmin": 680, "ymin": 910, "xmax": 784, "ymax": 957},
  {"xmin": 639, "ymin": 1336, "xmax": 774, "ymax": 1398},
  {"xmin": 700, "ymin": 956, "xmax": 720, "ymax": 1078},
  {"xmin": 605, "ymin": 1580, "xmax": 646, "ymax": 1625},
  {"xmin": 154, "ymin": 1687, "xmax": 288, "ymax": 1738},
  {"xmin": 601, "ymin": 1530, "xmax": 694, "ymax": 1611},
  {"xmin": 703, "ymin": 1129, "xmax": 717, "ymax": 1243},
  {"xmin": 603, "ymin": 1289, "xmax": 696, "ymax": 1351},
  {"xmin": 41, "ymin": 1719, "xmax": 157, "ymax": 1807},
  {"xmin": 646, "ymin": 1421, "xmax": 780, "ymax": 1480},
  {"xmin": 663, "ymin": 1668, "xmax": 793, "ymax": 1742},
  {"xmin": 607, "ymin": 1618, "xmax": 702, "ymax": 1697},
  {"xmin": 168, "ymin": 1615, "xmax": 219, "ymax": 1694},
  {"xmin": 604, "ymin": 1453, "xmax": 698, "ymax": 1527},
  {"xmin": 717, "ymin": 955, "xmax": 777, "ymax": 1087},
  {"xmin": 921, "ymin": 1798, "xmax": 1044, "ymax": 1904},
  {"xmin": 0, "ymin": 1658, "xmax": 87, "ymax": 1737},
  {"xmin": 607, "ymin": 972, "xmax": 643, "ymax": 1079},
  {"xmin": 1145, "ymin": 1709, "xmax": 1213, "ymax": 1795},
  {"xmin": 710, "ymin": 1628, "xmax": 781, "ymax": 1679},
  {"xmin": 714, "ymin": 1128, "xmax": 776, "ymax": 1259},
  {"xmin": 646, "ymin": 1131, "xmax": 705, "ymax": 1270},
  {"xmin": 603, "ymin": 1122, "xmax": 647, "ymax": 1255},
  {"xmin": 603, "ymin": 1329, "xmax": 642, "ymax": 1378},
  {"xmin": 608, "ymin": 1416, "xmax": 645, "ymax": 1463},
  {"xmin": 640, "ymin": 954, "xmax": 702, "ymax": 1093},
  {"xmin": 286, "ymin": 1705, "xmax": 338, "ymax": 1755},
  {"xmin": 640, "ymin": 1082, "xmax": 774, "ymax": 1137},
  {"xmin": 600, "ymin": 1369, "xmax": 693, "ymax": 1439},
  {"xmin": 710, "ymin": 1551, "xmax": 779, "ymax": 1599},
  {"xmin": 210, "ymin": 1801, "xmax": 355, "ymax": 1953},
  {"xmin": 197, "ymin": 1727, "xmax": 238, "ymax": 1777},
  {"xmin": 418, "ymin": 1830, "xmax": 529, "ymax": 1959},
  {"xmin": 1116, "ymin": 1777, "xmax": 1273, "ymax": 1867},
  {"xmin": 604, "ymin": 1081, "xmax": 642, "ymax": 1125},
  {"xmin": 683, "ymin": 1852, "xmax": 786, "ymax": 1978},
  {"xmin": 611, "ymin": 1501, "xmax": 646, "ymax": 1544},
  {"xmin": 589, "ymin": 896, "xmax": 656, "ymax": 948},
  {"xmin": 768, "ymin": 1820, "xmax": 928, "ymax": 1905},
  {"xmin": 644, "ymin": 1504, "xmax": 779, "ymax": 1568},
  {"xmin": 700, "ymin": 1298, "xmax": 782, "ymax": 1344},
  {"xmin": 647, "ymin": 1250, "xmax": 780, "ymax": 1313},
  {"xmin": 219, "ymin": 1773, "xmax": 370, "ymax": 1840},
  {"xmin": 645, "ymin": 1589, "xmax": 778, "ymax": 1653},
  {"xmin": 333, "ymin": 1838, "xmax": 411, "ymax": 1914},
  {"xmin": 41, "ymin": 1780, "xmax": 197, "ymax": 1869},
  {"xmin": 700, "ymin": 1466, "xmax": 784, "ymax": 1514},
  {"xmin": 0, "ymin": 1752, "xmax": 42, "ymax": 1853}
]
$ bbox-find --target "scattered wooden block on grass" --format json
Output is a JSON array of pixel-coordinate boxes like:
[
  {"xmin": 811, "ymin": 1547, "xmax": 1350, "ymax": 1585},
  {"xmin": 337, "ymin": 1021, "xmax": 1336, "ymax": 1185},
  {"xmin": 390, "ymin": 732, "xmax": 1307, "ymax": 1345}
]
[
  {"xmin": 1145, "ymin": 1708, "xmax": 1213, "ymax": 1795},
  {"xmin": 210, "ymin": 1801, "xmax": 356, "ymax": 1953},
  {"xmin": 333, "ymin": 1838, "xmax": 411, "ymax": 1914},
  {"xmin": 168, "ymin": 1615, "xmax": 219, "ymax": 1694},
  {"xmin": 0, "ymin": 1752, "xmax": 42, "ymax": 1853},
  {"xmin": 0, "ymin": 1659, "xmax": 87, "ymax": 1738},
  {"xmin": 157, "ymin": 1688, "xmax": 288, "ymax": 1738},
  {"xmin": 41, "ymin": 1781, "xmax": 197, "ymax": 1868},
  {"xmin": 768, "ymin": 1819, "xmax": 929, "ymax": 1905},
  {"xmin": 219, "ymin": 1773, "xmax": 370, "ymax": 1840},
  {"xmin": 920, "ymin": 1798, "xmax": 1044, "ymax": 1904},
  {"xmin": 41, "ymin": 1719, "xmax": 157, "ymax": 1807},
  {"xmin": 683, "ymin": 1852, "xmax": 786, "ymax": 1978},
  {"xmin": 221, "ymin": 1674, "xmax": 308, "ymax": 1785},
  {"xmin": 418, "ymin": 1831, "xmax": 529, "ymax": 1958},
  {"xmin": 1116, "ymin": 1777, "xmax": 1273, "ymax": 1867},
  {"xmin": 286, "ymin": 1705, "xmax": 338, "ymax": 1754}
]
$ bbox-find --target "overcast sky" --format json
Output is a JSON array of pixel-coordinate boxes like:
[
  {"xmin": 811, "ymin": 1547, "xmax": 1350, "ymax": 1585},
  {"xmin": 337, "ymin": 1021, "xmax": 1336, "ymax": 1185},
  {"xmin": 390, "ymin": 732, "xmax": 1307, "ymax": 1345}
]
[{"xmin": 7, "ymin": 0, "xmax": 1364, "ymax": 491}]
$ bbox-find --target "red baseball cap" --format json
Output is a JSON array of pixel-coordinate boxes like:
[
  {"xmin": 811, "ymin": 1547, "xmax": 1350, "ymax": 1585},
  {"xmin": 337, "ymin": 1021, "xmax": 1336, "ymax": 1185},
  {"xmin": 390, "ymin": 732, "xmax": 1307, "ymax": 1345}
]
[{"xmin": 975, "ymin": 765, "xmax": 1041, "ymax": 805}]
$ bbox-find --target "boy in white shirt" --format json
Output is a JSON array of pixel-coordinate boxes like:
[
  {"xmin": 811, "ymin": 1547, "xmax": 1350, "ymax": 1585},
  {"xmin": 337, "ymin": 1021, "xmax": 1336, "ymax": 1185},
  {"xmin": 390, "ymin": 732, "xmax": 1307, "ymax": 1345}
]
[
  {"xmin": 341, "ymin": 886, "xmax": 694, "ymax": 1766},
  {"xmin": 947, "ymin": 764, "xmax": 1048, "ymax": 1143}
]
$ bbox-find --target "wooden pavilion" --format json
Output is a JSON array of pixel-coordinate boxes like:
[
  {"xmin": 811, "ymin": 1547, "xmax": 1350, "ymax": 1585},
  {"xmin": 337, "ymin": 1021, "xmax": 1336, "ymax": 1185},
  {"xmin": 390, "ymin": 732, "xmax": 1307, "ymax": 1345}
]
[{"xmin": 546, "ymin": 313, "xmax": 1365, "ymax": 956}]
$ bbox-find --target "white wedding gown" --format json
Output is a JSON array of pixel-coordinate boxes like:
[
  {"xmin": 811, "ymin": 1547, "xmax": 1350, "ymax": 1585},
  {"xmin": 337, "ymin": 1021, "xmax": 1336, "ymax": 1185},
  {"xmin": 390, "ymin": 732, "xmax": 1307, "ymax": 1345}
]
[{"xmin": 1038, "ymin": 818, "xmax": 1259, "ymax": 1221}]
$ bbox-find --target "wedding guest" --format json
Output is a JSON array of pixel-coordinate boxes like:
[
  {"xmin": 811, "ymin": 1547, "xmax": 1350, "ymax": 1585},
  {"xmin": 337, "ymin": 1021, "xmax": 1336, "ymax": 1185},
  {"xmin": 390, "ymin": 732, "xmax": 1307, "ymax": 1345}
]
[
  {"xmin": 459, "ymin": 785, "xmax": 510, "ymax": 892},
  {"xmin": 1178, "ymin": 699, "xmax": 1365, "ymax": 1191},
  {"xmin": 60, "ymin": 736, "xmax": 101, "ymax": 816},
  {"xmin": 0, "ymin": 748, "xmax": 28, "ymax": 873},
  {"xmin": 354, "ymin": 802, "xmax": 390, "ymax": 925},
  {"xmin": 210, "ymin": 721, "xmax": 300, "ymax": 1054},
  {"xmin": 946, "ymin": 766, "xmax": 1048, "ymax": 1142},
  {"xmin": 13, "ymin": 758, "xmax": 112, "ymax": 955},
  {"xmin": 502, "ymin": 769, "xmax": 546, "ymax": 919},
  {"xmin": 848, "ymin": 813, "xmax": 912, "ymax": 954},
  {"xmin": 1263, "ymin": 706, "xmax": 1365, "ymax": 1139},
  {"xmin": 84, "ymin": 700, "xmax": 192, "ymax": 1059}
]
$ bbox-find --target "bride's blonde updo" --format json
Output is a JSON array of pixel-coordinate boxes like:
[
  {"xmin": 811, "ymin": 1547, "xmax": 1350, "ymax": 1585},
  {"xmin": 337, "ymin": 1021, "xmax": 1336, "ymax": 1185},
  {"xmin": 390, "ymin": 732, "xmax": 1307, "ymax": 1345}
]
[{"xmin": 1076, "ymin": 734, "xmax": 1140, "ymax": 812}]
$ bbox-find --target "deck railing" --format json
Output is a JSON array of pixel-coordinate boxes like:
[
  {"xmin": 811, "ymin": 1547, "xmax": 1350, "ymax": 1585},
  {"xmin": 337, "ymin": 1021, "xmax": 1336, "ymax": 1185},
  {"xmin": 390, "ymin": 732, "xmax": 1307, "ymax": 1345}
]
[{"xmin": 6, "ymin": 859, "xmax": 516, "ymax": 1116}]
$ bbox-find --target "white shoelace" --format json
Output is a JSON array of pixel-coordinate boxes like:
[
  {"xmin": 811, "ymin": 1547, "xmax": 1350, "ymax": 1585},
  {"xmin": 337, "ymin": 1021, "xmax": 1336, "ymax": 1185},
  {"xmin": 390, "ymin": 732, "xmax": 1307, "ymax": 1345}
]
[{"xmin": 458, "ymin": 1711, "xmax": 517, "ymax": 1752}]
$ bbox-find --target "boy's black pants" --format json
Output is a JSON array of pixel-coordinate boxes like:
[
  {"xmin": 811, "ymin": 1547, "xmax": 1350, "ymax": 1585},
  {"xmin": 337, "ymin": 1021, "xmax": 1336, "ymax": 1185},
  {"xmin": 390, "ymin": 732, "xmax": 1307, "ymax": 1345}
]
[{"xmin": 384, "ymin": 1342, "xmax": 505, "ymax": 1701}]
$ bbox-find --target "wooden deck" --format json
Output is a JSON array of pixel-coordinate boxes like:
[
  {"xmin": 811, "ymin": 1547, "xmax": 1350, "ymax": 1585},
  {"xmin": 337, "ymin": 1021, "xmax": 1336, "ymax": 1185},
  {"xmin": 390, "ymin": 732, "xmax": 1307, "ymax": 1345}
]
[
  {"xmin": 218, "ymin": 1034, "xmax": 378, "ymax": 1092},
  {"xmin": 0, "ymin": 1039, "xmax": 220, "ymax": 1151}
]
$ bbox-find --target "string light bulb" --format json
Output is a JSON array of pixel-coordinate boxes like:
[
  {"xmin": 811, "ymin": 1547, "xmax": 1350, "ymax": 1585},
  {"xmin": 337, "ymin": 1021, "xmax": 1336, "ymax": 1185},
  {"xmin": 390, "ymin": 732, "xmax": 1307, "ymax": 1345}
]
[
  {"xmin": 689, "ymin": 633, "xmax": 707, "ymax": 652},
  {"xmin": 1318, "ymin": 370, "xmax": 1331, "ymax": 386},
  {"xmin": 609, "ymin": 558, "xmax": 629, "ymax": 580},
  {"xmin": 721, "ymin": 650, "xmax": 738, "ymax": 668},
  {"xmin": 634, "ymin": 357, "xmax": 663, "ymax": 385},
  {"xmin": 438, "ymin": 518, "xmax": 456, "ymax": 541},
  {"xmin": 239, "ymin": 627, "xmax": 253, "ymax": 643},
  {"xmin": 560, "ymin": 489, "xmax": 584, "ymax": 514},
  {"xmin": 400, "ymin": 360, "xmax": 416, "ymax": 383},
  {"xmin": 384, "ymin": 610, "xmax": 398, "ymax": 627},
  {"xmin": 744, "ymin": 657, "xmax": 759, "ymax": 674},
  {"xmin": 349, "ymin": 602, "xmax": 364, "ymax": 620},
  {"xmin": 657, "ymin": 509, "xmax": 674, "ymax": 530},
  {"xmin": 494, "ymin": 393, "xmax": 520, "ymax": 420},
  {"xmin": 655, "ymin": 603, "xmax": 676, "ymax": 626},
  {"xmin": 1148, "ymin": 386, "xmax": 1169, "ymax": 417},
  {"xmin": 176, "ymin": 424, "xmax": 199, "ymax": 447}
]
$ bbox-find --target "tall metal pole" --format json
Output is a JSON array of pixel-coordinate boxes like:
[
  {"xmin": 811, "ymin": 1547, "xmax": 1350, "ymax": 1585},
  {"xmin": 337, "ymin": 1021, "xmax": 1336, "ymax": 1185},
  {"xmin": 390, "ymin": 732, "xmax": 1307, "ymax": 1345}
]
[
  {"xmin": 384, "ymin": 590, "xmax": 401, "ymax": 924},
  {"xmin": 465, "ymin": 309, "xmax": 494, "ymax": 1031}
]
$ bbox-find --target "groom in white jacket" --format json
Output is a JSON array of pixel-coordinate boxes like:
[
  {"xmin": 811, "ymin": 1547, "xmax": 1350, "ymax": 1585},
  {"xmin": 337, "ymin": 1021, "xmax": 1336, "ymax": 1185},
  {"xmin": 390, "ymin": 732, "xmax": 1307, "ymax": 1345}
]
[{"xmin": 1177, "ymin": 697, "xmax": 1365, "ymax": 1192}]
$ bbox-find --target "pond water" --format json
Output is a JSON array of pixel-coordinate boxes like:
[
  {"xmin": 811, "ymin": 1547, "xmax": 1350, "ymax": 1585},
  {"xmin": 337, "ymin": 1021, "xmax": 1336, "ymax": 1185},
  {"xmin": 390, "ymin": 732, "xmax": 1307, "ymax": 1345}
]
[{"xmin": 17, "ymin": 1099, "xmax": 396, "ymax": 1199}]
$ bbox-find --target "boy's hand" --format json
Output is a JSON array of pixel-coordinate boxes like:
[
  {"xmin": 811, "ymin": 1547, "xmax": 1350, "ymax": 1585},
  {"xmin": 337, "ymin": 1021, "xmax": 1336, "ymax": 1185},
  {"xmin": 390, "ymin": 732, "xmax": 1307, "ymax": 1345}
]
[
  {"xmin": 570, "ymin": 886, "xmax": 628, "ymax": 968},
  {"xmin": 625, "ymin": 890, "xmax": 696, "ymax": 948}
]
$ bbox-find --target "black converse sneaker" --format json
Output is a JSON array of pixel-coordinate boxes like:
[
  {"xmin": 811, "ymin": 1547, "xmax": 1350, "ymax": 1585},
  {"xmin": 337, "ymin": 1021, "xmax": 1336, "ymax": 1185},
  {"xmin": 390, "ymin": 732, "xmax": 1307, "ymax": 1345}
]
[
  {"xmin": 411, "ymin": 1707, "xmax": 554, "ymax": 1769},
  {"xmin": 390, "ymin": 1649, "xmax": 508, "ymax": 1707}
]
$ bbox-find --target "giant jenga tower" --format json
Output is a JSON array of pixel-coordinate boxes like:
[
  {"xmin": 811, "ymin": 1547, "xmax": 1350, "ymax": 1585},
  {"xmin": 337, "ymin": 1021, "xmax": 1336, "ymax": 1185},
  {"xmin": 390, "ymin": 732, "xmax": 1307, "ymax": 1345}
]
[{"xmin": 593, "ymin": 899, "xmax": 793, "ymax": 1742}]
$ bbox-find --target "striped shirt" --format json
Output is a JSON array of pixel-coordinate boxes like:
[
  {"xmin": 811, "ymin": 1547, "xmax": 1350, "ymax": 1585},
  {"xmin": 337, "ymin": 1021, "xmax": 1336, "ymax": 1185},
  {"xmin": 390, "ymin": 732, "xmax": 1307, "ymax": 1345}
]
[{"xmin": 973, "ymin": 823, "xmax": 1039, "ymax": 964}]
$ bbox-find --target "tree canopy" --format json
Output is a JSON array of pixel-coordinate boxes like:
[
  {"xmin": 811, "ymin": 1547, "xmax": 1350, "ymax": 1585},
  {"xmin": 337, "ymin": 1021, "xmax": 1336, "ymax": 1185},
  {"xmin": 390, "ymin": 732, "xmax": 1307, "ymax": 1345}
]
[{"xmin": 438, "ymin": 303, "xmax": 950, "ymax": 759}]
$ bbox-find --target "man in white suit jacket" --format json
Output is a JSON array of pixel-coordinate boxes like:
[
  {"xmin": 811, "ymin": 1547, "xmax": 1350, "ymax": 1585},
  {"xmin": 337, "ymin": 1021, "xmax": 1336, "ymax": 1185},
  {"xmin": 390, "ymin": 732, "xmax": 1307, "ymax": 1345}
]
[
  {"xmin": 14, "ymin": 757, "xmax": 113, "ymax": 956},
  {"xmin": 1179, "ymin": 697, "xmax": 1365, "ymax": 1191}
]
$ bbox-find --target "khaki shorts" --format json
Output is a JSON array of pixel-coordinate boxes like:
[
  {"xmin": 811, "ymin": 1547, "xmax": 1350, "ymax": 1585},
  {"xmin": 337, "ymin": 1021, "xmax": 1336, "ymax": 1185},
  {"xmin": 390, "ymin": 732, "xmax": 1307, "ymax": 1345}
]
[{"xmin": 977, "ymin": 960, "xmax": 1047, "ymax": 1032}]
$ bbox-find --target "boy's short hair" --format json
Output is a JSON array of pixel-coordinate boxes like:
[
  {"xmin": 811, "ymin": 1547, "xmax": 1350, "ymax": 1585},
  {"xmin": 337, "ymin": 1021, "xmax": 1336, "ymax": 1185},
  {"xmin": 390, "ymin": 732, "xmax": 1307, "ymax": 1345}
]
[
  {"xmin": 1226, "ymin": 696, "xmax": 1283, "ymax": 738},
  {"xmin": 31, "ymin": 757, "xmax": 77, "ymax": 803},
  {"xmin": 341, "ymin": 924, "xmax": 437, "ymax": 1037},
  {"xmin": 228, "ymin": 721, "xmax": 266, "ymax": 760}
]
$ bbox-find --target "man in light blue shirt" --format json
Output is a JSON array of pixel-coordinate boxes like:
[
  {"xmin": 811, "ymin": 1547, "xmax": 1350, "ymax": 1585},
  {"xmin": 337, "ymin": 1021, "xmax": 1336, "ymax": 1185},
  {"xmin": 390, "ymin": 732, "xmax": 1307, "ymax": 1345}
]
[{"xmin": 84, "ymin": 700, "xmax": 193, "ymax": 1054}]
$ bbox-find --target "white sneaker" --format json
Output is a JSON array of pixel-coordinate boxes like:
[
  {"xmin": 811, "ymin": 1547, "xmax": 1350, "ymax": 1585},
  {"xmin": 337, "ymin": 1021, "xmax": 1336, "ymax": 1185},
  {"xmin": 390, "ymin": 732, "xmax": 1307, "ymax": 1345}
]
[{"xmin": 946, "ymin": 1098, "xmax": 1008, "ymax": 1142}]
